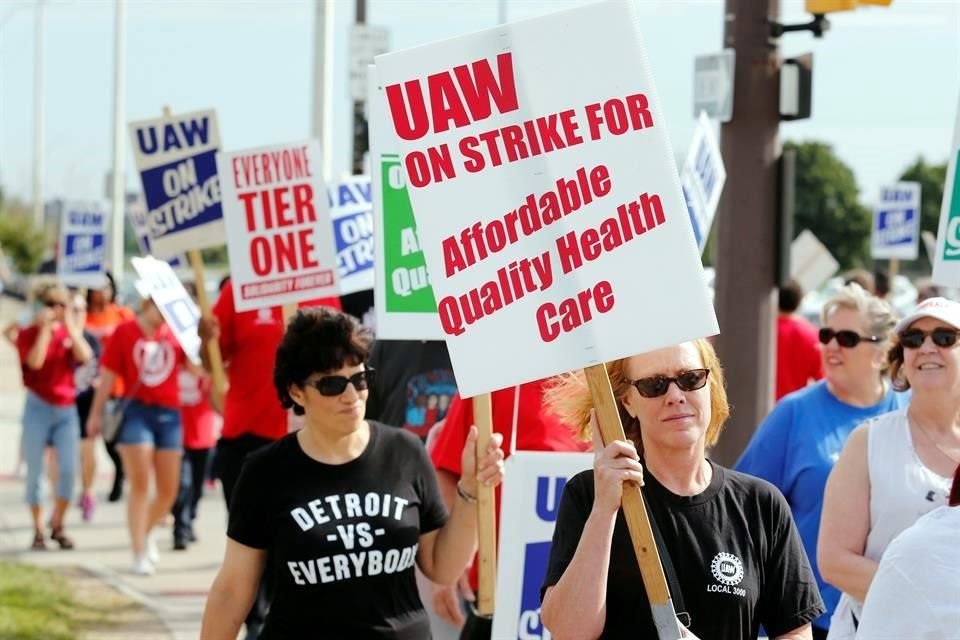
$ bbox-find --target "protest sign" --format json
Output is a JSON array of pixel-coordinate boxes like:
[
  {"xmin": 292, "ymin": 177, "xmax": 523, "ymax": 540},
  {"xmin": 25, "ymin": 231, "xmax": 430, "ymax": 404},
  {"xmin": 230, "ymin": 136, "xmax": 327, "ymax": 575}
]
[
  {"xmin": 491, "ymin": 451, "xmax": 592, "ymax": 640},
  {"xmin": 56, "ymin": 201, "xmax": 108, "ymax": 289},
  {"xmin": 131, "ymin": 255, "xmax": 202, "ymax": 364},
  {"xmin": 217, "ymin": 140, "xmax": 340, "ymax": 312},
  {"xmin": 128, "ymin": 109, "xmax": 224, "ymax": 258},
  {"xmin": 680, "ymin": 112, "xmax": 726, "ymax": 254},
  {"xmin": 375, "ymin": 0, "xmax": 717, "ymax": 398},
  {"xmin": 790, "ymin": 229, "xmax": 839, "ymax": 294},
  {"xmin": 330, "ymin": 175, "xmax": 375, "ymax": 295},
  {"xmin": 370, "ymin": 70, "xmax": 444, "ymax": 340},
  {"xmin": 933, "ymin": 95, "xmax": 960, "ymax": 287},
  {"xmin": 871, "ymin": 182, "xmax": 921, "ymax": 261},
  {"xmin": 128, "ymin": 198, "xmax": 185, "ymax": 267}
]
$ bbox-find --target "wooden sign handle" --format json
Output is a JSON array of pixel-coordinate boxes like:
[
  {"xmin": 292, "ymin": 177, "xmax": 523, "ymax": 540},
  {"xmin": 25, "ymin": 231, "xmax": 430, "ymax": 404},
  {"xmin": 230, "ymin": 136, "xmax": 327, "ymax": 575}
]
[
  {"xmin": 472, "ymin": 393, "xmax": 497, "ymax": 617},
  {"xmin": 282, "ymin": 303, "xmax": 298, "ymax": 325},
  {"xmin": 584, "ymin": 363, "xmax": 682, "ymax": 640},
  {"xmin": 188, "ymin": 249, "xmax": 227, "ymax": 408}
]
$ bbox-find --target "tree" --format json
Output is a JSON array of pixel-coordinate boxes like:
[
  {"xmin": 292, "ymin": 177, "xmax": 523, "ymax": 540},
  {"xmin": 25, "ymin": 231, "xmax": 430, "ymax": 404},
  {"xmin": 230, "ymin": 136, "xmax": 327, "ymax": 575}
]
[
  {"xmin": 0, "ymin": 198, "xmax": 47, "ymax": 274},
  {"xmin": 786, "ymin": 140, "xmax": 873, "ymax": 271},
  {"xmin": 898, "ymin": 157, "xmax": 947, "ymax": 266}
]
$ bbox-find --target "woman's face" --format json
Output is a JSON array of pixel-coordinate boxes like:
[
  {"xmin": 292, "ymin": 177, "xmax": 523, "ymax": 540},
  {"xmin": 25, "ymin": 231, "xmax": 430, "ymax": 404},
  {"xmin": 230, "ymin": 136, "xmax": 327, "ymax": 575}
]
[
  {"xmin": 40, "ymin": 291, "xmax": 68, "ymax": 323},
  {"xmin": 821, "ymin": 307, "xmax": 886, "ymax": 389},
  {"xmin": 90, "ymin": 287, "xmax": 108, "ymax": 307},
  {"xmin": 291, "ymin": 362, "xmax": 368, "ymax": 433},
  {"xmin": 620, "ymin": 342, "xmax": 711, "ymax": 452},
  {"xmin": 902, "ymin": 317, "xmax": 960, "ymax": 395}
]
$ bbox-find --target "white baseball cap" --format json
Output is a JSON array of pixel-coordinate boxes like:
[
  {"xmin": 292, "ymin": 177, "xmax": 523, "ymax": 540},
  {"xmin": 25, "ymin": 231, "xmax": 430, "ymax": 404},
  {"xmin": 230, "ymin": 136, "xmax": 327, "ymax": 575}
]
[{"xmin": 894, "ymin": 297, "xmax": 960, "ymax": 334}]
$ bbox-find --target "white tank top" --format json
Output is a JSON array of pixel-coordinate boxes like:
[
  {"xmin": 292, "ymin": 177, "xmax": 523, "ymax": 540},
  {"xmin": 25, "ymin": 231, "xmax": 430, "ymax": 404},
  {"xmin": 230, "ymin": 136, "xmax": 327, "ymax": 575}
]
[{"xmin": 828, "ymin": 408, "xmax": 952, "ymax": 639}]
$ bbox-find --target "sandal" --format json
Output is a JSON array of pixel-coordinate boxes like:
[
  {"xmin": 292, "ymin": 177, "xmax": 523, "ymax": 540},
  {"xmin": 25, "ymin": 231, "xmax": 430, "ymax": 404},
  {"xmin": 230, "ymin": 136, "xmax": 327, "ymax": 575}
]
[
  {"xmin": 30, "ymin": 531, "xmax": 47, "ymax": 550},
  {"xmin": 50, "ymin": 527, "xmax": 75, "ymax": 550}
]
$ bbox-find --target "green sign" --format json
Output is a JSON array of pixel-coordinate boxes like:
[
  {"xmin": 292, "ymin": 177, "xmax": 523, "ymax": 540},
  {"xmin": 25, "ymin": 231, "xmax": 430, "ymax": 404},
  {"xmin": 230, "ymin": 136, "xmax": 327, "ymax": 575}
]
[
  {"xmin": 944, "ymin": 148, "xmax": 960, "ymax": 261},
  {"xmin": 381, "ymin": 154, "xmax": 438, "ymax": 312}
]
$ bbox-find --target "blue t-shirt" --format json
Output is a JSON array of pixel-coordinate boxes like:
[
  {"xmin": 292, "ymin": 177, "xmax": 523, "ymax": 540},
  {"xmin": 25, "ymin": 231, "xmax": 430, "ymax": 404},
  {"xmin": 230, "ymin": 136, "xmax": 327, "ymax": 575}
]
[{"xmin": 734, "ymin": 380, "xmax": 909, "ymax": 630}]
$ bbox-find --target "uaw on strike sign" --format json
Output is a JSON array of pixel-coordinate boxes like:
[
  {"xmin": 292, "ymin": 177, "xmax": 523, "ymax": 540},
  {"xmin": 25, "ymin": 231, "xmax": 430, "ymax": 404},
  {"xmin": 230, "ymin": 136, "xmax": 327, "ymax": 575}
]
[
  {"xmin": 128, "ymin": 109, "xmax": 224, "ymax": 258},
  {"xmin": 375, "ymin": 0, "xmax": 717, "ymax": 396},
  {"xmin": 217, "ymin": 140, "xmax": 340, "ymax": 312}
]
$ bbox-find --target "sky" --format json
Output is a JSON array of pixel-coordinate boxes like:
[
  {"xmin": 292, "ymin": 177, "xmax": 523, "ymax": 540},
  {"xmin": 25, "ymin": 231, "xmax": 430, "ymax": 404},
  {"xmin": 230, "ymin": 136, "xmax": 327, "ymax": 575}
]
[{"xmin": 0, "ymin": 0, "xmax": 957, "ymax": 209}]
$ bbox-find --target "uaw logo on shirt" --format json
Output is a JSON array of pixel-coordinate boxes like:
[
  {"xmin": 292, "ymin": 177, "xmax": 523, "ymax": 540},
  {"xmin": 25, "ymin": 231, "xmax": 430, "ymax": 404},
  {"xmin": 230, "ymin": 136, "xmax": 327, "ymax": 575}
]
[
  {"xmin": 254, "ymin": 307, "xmax": 276, "ymax": 325},
  {"xmin": 134, "ymin": 339, "xmax": 176, "ymax": 387},
  {"xmin": 707, "ymin": 552, "xmax": 745, "ymax": 597}
]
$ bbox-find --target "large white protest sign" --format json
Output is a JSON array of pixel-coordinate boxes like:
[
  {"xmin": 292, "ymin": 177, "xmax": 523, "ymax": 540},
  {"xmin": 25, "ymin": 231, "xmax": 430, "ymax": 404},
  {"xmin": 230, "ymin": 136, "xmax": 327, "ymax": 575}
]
[
  {"xmin": 375, "ymin": 1, "xmax": 718, "ymax": 396},
  {"xmin": 680, "ymin": 112, "xmax": 726, "ymax": 254},
  {"xmin": 370, "ymin": 71, "xmax": 444, "ymax": 340},
  {"xmin": 871, "ymin": 182, "xmax": 921, "ymax": 260},
  {"xmin": 217, "ymin": 140, "xmax": 340, "ymax": 312},
  {"xmin": 56, "ymin": 201, "xmax": 108, "ymax": 288},
  {"xmin": 330, "ymin": 175, "xmax": 375, "ymax": 295},
  {"xmin": 131, "ymin": 255, "xmax": 202, "ymax": 364},
  {"xmin": 933, "ymin": 95, "xmax": 960, "ymax": 287},
  {"xmin": 790, "ymin": 230, "xmax": 839, "ymax": 294},
  {"xmin": 492, "ymin": 452, "xmax": 592, "ymax": 640},
  {"xmin": 128, "ymin": 109, "xmax": 224, "ymax": 258},
  {"xmin": 127, "ymin": 198, "xmax": 185, "ymax": 267}
]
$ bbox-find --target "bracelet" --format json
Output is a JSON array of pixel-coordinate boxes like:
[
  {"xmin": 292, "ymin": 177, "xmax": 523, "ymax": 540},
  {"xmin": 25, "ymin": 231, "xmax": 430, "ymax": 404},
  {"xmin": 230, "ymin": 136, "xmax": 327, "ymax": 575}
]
[{"xmin": 456, "ymin": 483, "xmax": 478, "ymax": 503}]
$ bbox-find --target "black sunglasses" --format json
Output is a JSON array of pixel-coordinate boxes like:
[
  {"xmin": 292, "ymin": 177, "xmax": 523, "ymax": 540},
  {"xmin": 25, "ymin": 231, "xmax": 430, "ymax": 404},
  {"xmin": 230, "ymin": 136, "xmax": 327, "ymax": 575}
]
[
  {"xmin": 818, "ymin": 328, "xmax": 881, "ymax": 349},
  {"xmin": 628, "ymin": 368, "xmax": 710, "ymax": 399},
  {"xmin": 898, "ymin": 328, "xmax": 960, "ymax": 350},
  {"xmin": 306, "ymin": 369, "xmax": 376, "ymax": 397}
]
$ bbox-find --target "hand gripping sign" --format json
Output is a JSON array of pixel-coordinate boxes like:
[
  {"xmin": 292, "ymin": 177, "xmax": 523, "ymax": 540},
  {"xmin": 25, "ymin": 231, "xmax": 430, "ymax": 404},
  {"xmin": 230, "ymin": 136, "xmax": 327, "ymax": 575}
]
[
  {"xmin": 933, "ymin": 94, "xmax": 960, "ymax": 287},
  {"xmin": 376, "ymin": 2, "xmax": 716, "ymax": 636},
  {"xmin": 217, "ymin": 140, "xmax": 340, "ymax": 312},
  {"xmin": 370, "ymin": 69, "xmax": 444, "ymax": 340},
  {"xmin": 57, "ymin": 201, "xmax": 109, "ymax": 289}
]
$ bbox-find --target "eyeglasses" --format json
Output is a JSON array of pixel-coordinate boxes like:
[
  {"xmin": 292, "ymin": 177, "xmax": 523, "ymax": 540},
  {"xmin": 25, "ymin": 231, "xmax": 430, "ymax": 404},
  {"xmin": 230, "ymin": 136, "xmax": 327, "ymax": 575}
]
[
  {"xmin": 44, "ymin": 300, "xmax": 66, "ymax": 309},
  {"xmin": 306, "ymin": 369, "xmax": 376, "ymax": 397},
  {"xmin": 898, "ymin": 328, "xmax": 960, "ymax": 350},
  {"xmin": 628, "ymin": 368, "xmax": 710, "ymax": 399},
  {"xmin": 818, "ymin": 328, "xmax": 882, "ymax": 348}
]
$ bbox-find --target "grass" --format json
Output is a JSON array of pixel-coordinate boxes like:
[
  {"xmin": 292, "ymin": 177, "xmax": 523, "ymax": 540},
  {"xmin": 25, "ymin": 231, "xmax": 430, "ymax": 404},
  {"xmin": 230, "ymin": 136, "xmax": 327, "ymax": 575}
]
[{"xmin": 0, "ymin": 561, "xmax": 110, "ymax": 640}]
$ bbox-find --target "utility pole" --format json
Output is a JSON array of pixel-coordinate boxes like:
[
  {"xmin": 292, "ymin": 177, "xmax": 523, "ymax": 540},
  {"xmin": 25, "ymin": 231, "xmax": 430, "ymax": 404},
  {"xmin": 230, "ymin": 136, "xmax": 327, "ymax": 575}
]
[
  {"xmin": 351, "ymin": 0, "xmax": 367, "ymax": 175},
  {"xmin": 32, "ymin": 0, "xmax": 45, "ymax": 229},
  {"xmin": 110, "ymin": 0, "xmax": 127, "ymax": 286},
  {"xmin": 711, "ymin": 0, "xmax": 782, "ymax": 466},
  {"xmin": 311, "ymin": 0, "xmax": 335, "ymax": 180}
]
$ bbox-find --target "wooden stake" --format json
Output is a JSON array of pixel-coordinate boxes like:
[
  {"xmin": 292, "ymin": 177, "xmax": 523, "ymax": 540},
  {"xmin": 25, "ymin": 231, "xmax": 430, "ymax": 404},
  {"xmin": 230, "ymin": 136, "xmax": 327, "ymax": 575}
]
[
  {"xmin": 888, "ymin": 258, "xmax": 899, "ymax": 286},
  {"xmin": 188, "ymin": 249, "xmax": 226, "ymax": 406},
  {"xmin": 583, "ymin": 363, "xmax": 682, "ymax": 640},
  {"xmin": 472, "ymin": 393, "xmax": 497, "ymax": 617}
]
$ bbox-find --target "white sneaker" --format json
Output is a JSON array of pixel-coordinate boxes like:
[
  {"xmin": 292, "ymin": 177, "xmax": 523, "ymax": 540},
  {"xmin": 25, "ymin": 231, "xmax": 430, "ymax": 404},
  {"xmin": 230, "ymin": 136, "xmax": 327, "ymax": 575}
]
[
  {"xmin": 146, "ymin": 530, "xmax": 160, "ymax": 564},
  {"xmin": 132, "ymin": 554, "xmax": 155, "ymax": 576}
]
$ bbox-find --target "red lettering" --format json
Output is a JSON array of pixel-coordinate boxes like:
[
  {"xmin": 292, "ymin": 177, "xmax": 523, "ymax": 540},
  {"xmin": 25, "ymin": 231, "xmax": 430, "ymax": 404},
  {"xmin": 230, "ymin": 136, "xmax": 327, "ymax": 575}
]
[
  {"xmin": 232, "ymin": 157, "xmax": 243, "ymax": 189},
  {"xmin": 535, "ymin": 281, "xmax": 615, "ymax": 343},
  {"xmin": 298, "ymin": 228, "xmax": 318, "ymax": 268},
  {"xmin": 453, "ymin": 52, "xmax": 518, "ymax": 123},
  {"xmin": 240, "ymin": 192, "xmax": 259, "ymax": 231},
  {"xmin": 427, "ymin": 71, "xmax": 470, "ymax": 134},
  {"xmin": 385, "ymin": 80, "xmax": 430, "ymax": 141},
  {"xmin": 293, "ymin": 184, "xmax": 316, "ymax": 222},
  {"xmin": 459, "ymin": 137, "xmax": 485, "ymax": 173},
  {"xmin": 272, "ymin": 187, "xmax": 294, "ymax": 227},
  {"xmin": 250, "ymin": 236, "xmax": 272, "ymax": 276}
]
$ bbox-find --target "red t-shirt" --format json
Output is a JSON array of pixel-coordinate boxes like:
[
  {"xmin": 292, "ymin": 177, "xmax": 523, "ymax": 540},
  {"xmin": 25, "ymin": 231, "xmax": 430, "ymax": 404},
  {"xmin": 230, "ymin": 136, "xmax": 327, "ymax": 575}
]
[
  {"xmin": 16, "ymin": 324, "xmax": 78, "ymax": 407},
  {"xmin": 213, "ymin": 280, "xmax": 342, "ymax": 441},
  {"xmin": 430, "ymin": 379, "xmax": 589, "ymax": 590},
  {"xmin": 776, "ymin": 314, "xmax": 824, "ymax": 401},
  {"xmin": 178, "ymin": 369, "xmax": 219, "ymax": 450},
  {"xmin": 101, "ymin": 319, "xmax": 186, "ymax": 409}
]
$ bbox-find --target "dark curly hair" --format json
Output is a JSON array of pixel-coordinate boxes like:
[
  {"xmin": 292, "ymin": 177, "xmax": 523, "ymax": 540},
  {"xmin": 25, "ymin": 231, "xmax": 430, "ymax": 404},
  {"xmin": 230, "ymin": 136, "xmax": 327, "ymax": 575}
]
[{"xmin": 273, "ymin": 308, "xmax": 373, "ymax": 416}]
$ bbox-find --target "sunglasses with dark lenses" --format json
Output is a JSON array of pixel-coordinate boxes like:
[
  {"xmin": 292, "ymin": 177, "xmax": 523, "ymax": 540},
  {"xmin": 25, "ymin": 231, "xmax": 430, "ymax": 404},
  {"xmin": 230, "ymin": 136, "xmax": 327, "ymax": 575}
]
[
  {"xmin": 44, "ymin": 300, "xmax": 66, "ymax": 309},
  {"xmin": 818, "ymin": 328, "xmax": 881, "ymax": 348},
  {"xmin": 629, "ymin": 368, "xmax": 710, "ymax": 399},
  {"xmin": 308, "ymin": 369, "xmax": 376, "ymax": 397},
  {"xmin": 898, "ymin": 328, "xmax": 960, "ymax": 349}
]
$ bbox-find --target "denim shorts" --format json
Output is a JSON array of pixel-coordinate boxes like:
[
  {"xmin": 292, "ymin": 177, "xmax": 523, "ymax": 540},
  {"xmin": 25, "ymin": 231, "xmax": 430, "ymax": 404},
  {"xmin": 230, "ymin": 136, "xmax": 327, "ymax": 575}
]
[{"xmin": 116, "ymin": 399, "xmax": 183, "ymax": 451}]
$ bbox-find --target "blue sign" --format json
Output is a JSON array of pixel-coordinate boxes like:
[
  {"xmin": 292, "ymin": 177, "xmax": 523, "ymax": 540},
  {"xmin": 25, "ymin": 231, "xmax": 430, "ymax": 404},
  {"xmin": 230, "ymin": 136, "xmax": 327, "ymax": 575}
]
[
  {"xmin": 128, "ymin": 109, "xmax": 224, "ymax": 257},
  {"xmin": 872, "ymin": 182, "xmax": 921, "ymax": 260},
  {"xmin": 330, "ymin": 176, "xmax": 374, "ymax": 294},
  {"xmin": 57, "ymin": 202, "xmax": 108, "ymax": 288},
  {"xmin": 680, "ymin": 113, "xmax": 726, "ymax": 255}
]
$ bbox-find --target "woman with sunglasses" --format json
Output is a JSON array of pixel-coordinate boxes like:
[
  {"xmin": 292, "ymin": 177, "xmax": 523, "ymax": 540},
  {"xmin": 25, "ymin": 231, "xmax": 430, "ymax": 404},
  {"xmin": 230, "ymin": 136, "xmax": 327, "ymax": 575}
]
[
  {"xmin": 541, "ymin": 339, "xmax": 823, "ymax": 640},
  {"xmin": 16, "ymin": 280, "xmax": 93, "ymax": 550},
  {"xmin": 201, "ymin": 308, "xmax": 505, "ymax": 640},
  {"xmin": 735, "ymin": 283, "xmax": 906, "ymax": 639},
  {"xmin": 819, "ymin": 297, "xmax": 959, "ymax": 640}
]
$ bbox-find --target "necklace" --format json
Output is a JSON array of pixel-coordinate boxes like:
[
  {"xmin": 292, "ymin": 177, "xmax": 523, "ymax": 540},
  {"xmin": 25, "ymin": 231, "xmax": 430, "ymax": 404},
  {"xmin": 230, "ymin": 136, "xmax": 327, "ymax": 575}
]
[{"xmin": 910, "ymin": 417, "xmax": 960, "ymax": 466}]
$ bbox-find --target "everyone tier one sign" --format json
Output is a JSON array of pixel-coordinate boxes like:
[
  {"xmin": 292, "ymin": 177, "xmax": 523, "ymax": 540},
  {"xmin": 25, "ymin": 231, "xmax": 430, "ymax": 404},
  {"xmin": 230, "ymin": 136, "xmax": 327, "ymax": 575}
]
[{"xmin": 375, "ymin": 1, "xmax": 717, "ymax": 398}]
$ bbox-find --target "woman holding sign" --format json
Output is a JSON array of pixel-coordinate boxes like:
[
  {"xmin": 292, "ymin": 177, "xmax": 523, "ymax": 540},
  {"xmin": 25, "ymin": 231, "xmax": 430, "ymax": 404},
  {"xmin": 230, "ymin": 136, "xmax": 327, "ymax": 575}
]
[
  {"xmin": 86, "ymin": 293, "xmax": 191, "ymax": 576},
  {"xmin": 541, "ymin": 339, "xmax": 824, "ymax": 639},
  {"xmin": 200, "ymin": 308, "xmax": 505, "ymax": 640}
]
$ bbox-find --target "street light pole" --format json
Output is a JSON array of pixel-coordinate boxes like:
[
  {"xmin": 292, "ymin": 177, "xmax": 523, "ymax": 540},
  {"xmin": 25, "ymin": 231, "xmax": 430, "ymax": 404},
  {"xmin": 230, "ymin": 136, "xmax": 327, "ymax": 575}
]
[
  {"xmin": 711, "ymin": 0, "xmax": 782, "ymax": 465},
  {"xmin": 110, "ymin": 0, "xmax": 127, "ymax": 286},
  {"xmin": 311, "ymin": 0, "xmax": 336, "ymax": 181},
  {"xmin": 32, "ymin": 0, "xmax": 45, "ymax": 230}
]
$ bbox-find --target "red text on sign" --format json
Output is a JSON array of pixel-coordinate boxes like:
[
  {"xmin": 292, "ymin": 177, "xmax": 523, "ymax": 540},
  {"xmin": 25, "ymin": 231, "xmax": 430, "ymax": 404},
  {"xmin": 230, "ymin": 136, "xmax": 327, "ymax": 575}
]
[
  {"xmin": 240, "ymin": 184, "xmax": 316, "ymax": 232},
  {"xmin": 584, "ymin": 94, "xmax": 654, "ymax": 141},
  {"xmin": 385, "ymin": 52, "xmax": 519, "ymax": 141},
  {"xmin": 249, "ymin": 229, "xmax": 319, "ymax": 276},
  {"xmin": 536, "ymin": 280, "xmax": 615, "ymax": 343},
  {"xmin": 231, "ymin": 146, "xmax": 313, "ymax": 189},
  {"xmin": 459, "ymin": 110, "xmax": 584, "ymax": 172}
]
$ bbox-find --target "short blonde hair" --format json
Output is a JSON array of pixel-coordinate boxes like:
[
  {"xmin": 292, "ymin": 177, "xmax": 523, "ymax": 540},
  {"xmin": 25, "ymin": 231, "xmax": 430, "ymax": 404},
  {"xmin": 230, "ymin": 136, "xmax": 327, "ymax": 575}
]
[
  {"xmin": 31, "ymin": 278, "xmax": 68, "ymax": 305},
  {"xmin": 821, "ymin": 283, "xmax": 898, "ymax": 370},
  {"xmin": 544, "ymin": 338, "xmax": 730, "ymax": 450}
]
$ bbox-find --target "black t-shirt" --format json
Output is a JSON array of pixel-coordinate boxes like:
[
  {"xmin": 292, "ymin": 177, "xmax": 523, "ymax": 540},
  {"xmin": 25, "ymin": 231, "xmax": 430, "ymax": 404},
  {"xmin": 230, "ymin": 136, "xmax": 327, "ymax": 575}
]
[
  {"xmin": 542, "ymin": 462, "xmax": 825, "ymax": 640},
  {"xmin": 365, "ymin": 340, "xmax": 456, "ymax": 440},
  {"xmin": 227, "ymin": 421, "xmax": 448, "ymax": 639}
]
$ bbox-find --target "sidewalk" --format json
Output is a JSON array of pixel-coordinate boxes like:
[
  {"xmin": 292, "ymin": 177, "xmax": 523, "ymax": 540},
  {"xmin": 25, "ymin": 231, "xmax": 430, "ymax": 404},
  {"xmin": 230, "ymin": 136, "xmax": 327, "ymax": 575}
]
[{"xmin": 0, "ymin": 297, "xmax": 226, "ymax": 639}]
